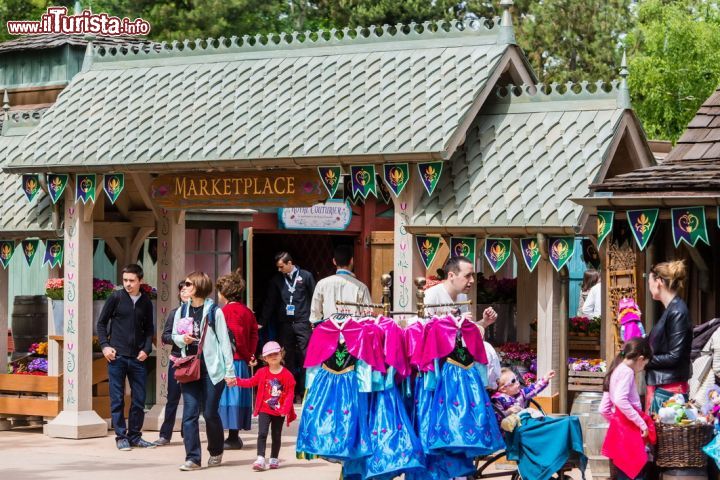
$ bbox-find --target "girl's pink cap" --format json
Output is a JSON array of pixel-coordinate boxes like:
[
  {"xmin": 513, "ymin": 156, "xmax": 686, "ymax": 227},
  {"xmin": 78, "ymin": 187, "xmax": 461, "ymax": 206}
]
[{"xmin": 262, "ymin": 341, "xmax": 282, "ymax": 356}]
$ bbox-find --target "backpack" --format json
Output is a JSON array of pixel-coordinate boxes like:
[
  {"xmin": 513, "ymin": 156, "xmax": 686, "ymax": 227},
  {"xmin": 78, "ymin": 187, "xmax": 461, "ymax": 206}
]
[{"xmin": 181, "ymin": 303, "xmax": 237, "ymax": 355}]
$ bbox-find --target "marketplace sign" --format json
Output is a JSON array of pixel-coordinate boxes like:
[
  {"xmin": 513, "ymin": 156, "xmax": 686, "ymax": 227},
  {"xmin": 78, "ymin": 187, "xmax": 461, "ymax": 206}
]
[
  {"xmin": 278, "ymin": 200, "xmax": 352, "ymax": 231},
  {"xmin": 151, "ymin": 170, "xmax": 326, "ymax": 209}
]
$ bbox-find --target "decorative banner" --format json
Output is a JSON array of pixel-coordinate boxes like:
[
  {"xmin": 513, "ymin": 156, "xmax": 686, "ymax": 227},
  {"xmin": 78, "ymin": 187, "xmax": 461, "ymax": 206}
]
[
  {"xmin": 483, "ymin": 238, "xmax": 512, "ymax": 273},
  {"xmin": 520, "ymin": 238, "xmax": 541, "ymax": 273},
  {"xmin": 377, "ymin": 177, "xmax": 393, "ymax": 205},
  {"xmin": 0, "ymin": 241, "xmax": 14, "ymax": 269},
  {"xmin": 597, "ymin": 210, "xmax": 614, "ymax": 247},
  {"xmin": 418, "ymin": 161, "xmax": 443, "ymax": 196},
  {"xmin": 548, "ymin": 237, "xmax": 575, "ymax": 272},
  {"xmin": 383, "ymin": 163, "xmax": 410, "ymax": 197},
  {"xmin": 350, "ymin": 165, "xmax": 377, "ymax": 199},
  {"xmin": 626, "ymin": 209, "xmax": 659, "ymax": 251},
  {"xmin": 46, "ymin": 174, "xmax": 68, "ymax": 204},
  {"xmin": 317, "ymin": 166, "xmax": 342, "ymax": 198},
  {"xmin": 21, "ymin": 239, "xmax": 40, "ymax": 267},
  {"xmin": 671, "ymin": 206, "xmax": 709, "ymax": 247},
  {"xmin": 43, "ymin": 239, "xmax": 64, "ymax": 268},
  {"xmin": 22, "ymin": 174, "xmax": 41, "ymax": 203},
  {"xmin": 451, "ymin": 237, "xmax": 477, "ymax": 264},
  {"xmin": 582, "ymin": 239, "xmax": 601, "ymax": 269},
  {"xmin": 76, "ymin": 174, "xmax": 96, "ymax": 204},
  {"xmin": 103, "ymin": 173, "xmax": 125, "ymax": 204},
  {"xmin": 416, "ymin": 235, "xmax": 441, "ymax": 269}
]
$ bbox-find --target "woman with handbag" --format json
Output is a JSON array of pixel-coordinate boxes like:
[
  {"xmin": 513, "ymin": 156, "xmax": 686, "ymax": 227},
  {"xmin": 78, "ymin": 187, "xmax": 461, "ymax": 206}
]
[
  {"xmin": 645, "ymin": 260, "xmax": 693, "ymax": 413},
  {"xmin": 172, "ymin": 271, "xmax": 237, "ymax": 471}
]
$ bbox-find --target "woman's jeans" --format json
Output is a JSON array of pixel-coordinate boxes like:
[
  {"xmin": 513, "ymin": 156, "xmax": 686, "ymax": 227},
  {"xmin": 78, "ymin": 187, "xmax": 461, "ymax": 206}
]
[
  {"xmin": 181, "ymin": 364, "xmax": 226, "ymax": 464},
  {"xmin": 159, "ymin": 361, "xmax": 182, "ymax": 440}
]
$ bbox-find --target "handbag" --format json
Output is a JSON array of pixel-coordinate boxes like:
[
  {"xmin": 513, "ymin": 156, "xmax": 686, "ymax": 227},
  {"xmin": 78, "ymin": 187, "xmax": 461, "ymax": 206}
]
[{"xmin": 174, "ymin": 318, "xmax": 208, "ymax": 384}]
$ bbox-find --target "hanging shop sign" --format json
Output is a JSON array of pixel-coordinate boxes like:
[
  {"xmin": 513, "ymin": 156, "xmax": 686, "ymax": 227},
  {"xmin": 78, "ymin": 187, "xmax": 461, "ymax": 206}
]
[
  {"xmin": 520, "ymin": 238, "xmax": 541, "ymax": 273},
  {"xmin": 483, "ymin": 238, "xmax": 511, "ymax": 273},
  {"xmin": 626, "ymin": 209, "xmax": 658, "ymax": 251},
  {"xmin": 151, "ymin": 170, "xmax": 325, "ymax": 209},
  {"xmin": 450, "ymin": 237, "xmax": 477, "ymax": 264},
  {"xmin": 548, "ymin": 236, "xmax": 575, "ymax": 272},
  {"xmin": 278, "ymin": 200, "xmax": 352, "ymax": 231},
  {"xmin": 597, "ymin": 210, "xmax": 614, "ymax": 247}
]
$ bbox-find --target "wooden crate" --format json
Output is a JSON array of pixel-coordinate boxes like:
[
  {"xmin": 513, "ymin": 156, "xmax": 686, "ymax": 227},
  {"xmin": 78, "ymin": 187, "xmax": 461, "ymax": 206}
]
[{"xmin": 568, "ymin": 371, "xmax": 605, "ymax": 392}]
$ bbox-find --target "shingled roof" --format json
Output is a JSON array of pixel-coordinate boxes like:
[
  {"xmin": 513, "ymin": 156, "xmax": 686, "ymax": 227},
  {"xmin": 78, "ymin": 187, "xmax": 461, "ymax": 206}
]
[
  {"xmin": 409, "ymin": 82, "xmax": 651, "ymax": 234},
  {"xmin": 595, "ymin": 85, "xmax": 720, "ymax": 193},
  {"xmin": 0, "ymin": 111, "xmax": 54, "ymax": 236},
  {"xmin": 0, "ymin": 34, "xmax": 154, "ymax": 53},
  {"xmin": 4, "ymin": 20, "xmax": 527, "ymax": 172}
]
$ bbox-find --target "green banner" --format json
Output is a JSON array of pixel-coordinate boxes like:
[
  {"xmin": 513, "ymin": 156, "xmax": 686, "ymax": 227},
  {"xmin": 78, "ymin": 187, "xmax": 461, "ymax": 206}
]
[
  {"xmin": 548, "ymin": 237, "xmax": 575, "ymax": 272},
  {"xmin": 450, "ymin": 237, "xmax": 477, "ymax": 264},
  {"xmin": 21, "ymin": 239, "xmax": 39, "ymax": 267},
  {"xmin": 22, "ymin": 174, "xmax": 41, "ymax": 203},
  {"xmin": 318, "ymin": 166, "xmax": 342, "ymax": 198},
  {"xmin": 671, "ymin": 206, "xmax": 709, "ymax": 247},
  {"xmin": 597, "ymin": 210, "xmax": 614, "ymax": 247},
  {"xmin": 416, "ymin": 236, "xmax": 441, "ymax": 269},
  {"xmin": 520, "ymin": 238, "xmax": 541, "ymax": 273},
  {"xmin": 350, "ymin": 165, "xmax": 377, "ymax": 199},
  {"xmin": 46, "ymin": 174, "xmax": 68, "ymax": 204},
  {"xmin": 103, "ymin": 173, "xmax": 125, "ymax": 204},
  {"xmin": 626, "ymin": 209, "xmax": 658, "ymax": 251},
  {"xmin": 76, "ymin": 174, "xmax": 97, "ymax": 204},
  {"xmin": 483, "ymin": 238, "xmax": 512, "ymax": 273},
  {"xmin": 418, "ymin": 162, "xmax": 443, "ymax": 196},
  {"xmin": 0, "ymin": 241, "xmax": 14, "ymax": 269},
  {"xmin": 383, "ymin": 163, "xmax": 410, "ymax": 197}
]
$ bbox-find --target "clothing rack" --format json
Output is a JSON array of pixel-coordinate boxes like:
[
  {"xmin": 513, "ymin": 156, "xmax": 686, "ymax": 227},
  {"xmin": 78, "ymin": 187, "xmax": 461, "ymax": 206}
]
[{"xmin": 336, "ymin": 275, "xmax": 472, "ymax": 320}]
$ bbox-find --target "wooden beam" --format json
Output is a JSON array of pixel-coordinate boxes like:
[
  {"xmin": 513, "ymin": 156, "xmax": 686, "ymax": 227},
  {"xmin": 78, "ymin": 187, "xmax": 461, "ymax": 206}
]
[
  {"xmin": 93, "ymin": 222, "xmax": 134, "ymax": 239},
  {"xmin": 130, "ymin": 172, "xmax": 159, "ymax": 220},
  {"xmin": 82, "ymin": 200, "xmax": 96, "ymax": 223},
  {"xmin": 128, "ymin": 211, "xmax": 156, "ymax": 228},
  {"xmin": 113, "ymin": 190, "xmax": 131, "ymax": 219},
  {"xmin": 92, "ymin": 191, "xmax": 105, "ymax": 221},
  {"xmin": 0, "ymin": 373, "xmax": 62, "ymax": 393},
  {"xmin": 129, "ymin": 227, "xmax": 154, "ymax": 265},
  {"xmin": 0, "ymin": 397, "xmax": 61, "ymax": 416},
  {"xmin": 104, "ymin": 237, "xmax": 124, "ymax": 264}
]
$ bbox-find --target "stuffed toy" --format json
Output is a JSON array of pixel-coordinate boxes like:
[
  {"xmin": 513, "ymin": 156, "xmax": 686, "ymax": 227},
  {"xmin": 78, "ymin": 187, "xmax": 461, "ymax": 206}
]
[
  {"xmin": 703, "ymin": 386, "xmax": 720, "ymax": 419},
  {"xmin": 618, "ymin": 298, "xmax": 645, "ymax": 342}
]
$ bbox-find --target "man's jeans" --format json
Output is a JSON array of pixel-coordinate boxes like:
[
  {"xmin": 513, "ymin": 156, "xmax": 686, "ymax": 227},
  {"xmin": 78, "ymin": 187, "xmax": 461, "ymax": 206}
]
[
  {"xmin": 108, "ymin": 355, "xmax": 147, "ymax": 443},
  {"xmin": 181, "ymin": 365, "xmax": 226, "ymax": 464},
  {"xmin": 159, "ymin": 361, "xmax": 182, "ymax": 440}
]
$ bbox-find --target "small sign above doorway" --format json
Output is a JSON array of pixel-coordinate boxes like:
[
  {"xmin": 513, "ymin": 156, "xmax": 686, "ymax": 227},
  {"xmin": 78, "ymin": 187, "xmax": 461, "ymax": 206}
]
[{"xmin": 278, "ymin": 200, "xmax": 352, "ymax": 231}]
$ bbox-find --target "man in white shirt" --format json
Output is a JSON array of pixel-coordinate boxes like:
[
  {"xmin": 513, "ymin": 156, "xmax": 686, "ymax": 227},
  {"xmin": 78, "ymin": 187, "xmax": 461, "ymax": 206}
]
[
  {"xmin": 424, "ymin": 256, "xmax": 497, "ymax": 329},
  {"xmin": 310, "ymin": 244, "xmax": 372, "ymax": 322}
]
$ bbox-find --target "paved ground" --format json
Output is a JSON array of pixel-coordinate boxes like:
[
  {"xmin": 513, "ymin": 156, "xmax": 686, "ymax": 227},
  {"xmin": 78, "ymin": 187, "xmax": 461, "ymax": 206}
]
[{"xmin": 0, "ymin": 417, "xmax": 587, "ymax": 480}]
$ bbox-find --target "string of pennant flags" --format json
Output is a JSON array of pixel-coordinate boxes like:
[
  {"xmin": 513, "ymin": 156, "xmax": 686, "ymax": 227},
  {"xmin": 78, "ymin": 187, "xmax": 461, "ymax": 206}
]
[
  {"xmin": 318, "ymin": 162, "xmax": 444, "ymax": 200},
  {"xmin": 0, "ymin": 238, "xmax": 63, "ymax": 270},
  {"xmin": 22, "ymin": 173, "xmax": 125, "ymax": 204}
]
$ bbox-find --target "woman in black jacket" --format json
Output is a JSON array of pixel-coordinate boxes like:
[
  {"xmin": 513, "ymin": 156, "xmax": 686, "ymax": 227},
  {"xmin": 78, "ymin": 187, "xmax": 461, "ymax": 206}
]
[{"xmin": 645, "ymin": 260, "xmax": 693, "ymax": 413}]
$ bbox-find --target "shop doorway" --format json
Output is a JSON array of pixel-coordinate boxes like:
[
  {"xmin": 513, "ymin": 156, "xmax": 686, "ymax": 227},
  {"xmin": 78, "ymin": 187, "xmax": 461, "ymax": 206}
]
[{"xmin": 246, "ymin": 232, "xmax": 356, "ymax": 327}]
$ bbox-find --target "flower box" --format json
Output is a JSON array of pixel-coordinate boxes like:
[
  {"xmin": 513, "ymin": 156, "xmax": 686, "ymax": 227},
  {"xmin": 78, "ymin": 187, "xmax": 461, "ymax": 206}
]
[{"xmin": 568, "ymin": 370, "xmax": 606, "ymax": 392}]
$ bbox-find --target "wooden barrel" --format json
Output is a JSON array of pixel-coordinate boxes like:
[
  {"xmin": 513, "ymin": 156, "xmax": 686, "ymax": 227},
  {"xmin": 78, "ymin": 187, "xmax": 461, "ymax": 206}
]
[
  {"xmin": 586, "ymin": 421, "xmax": 611, "ymax": 480},
  {"xmin": 11, "ymin": 295, "xmax": 48, "ymax": 356},
  {"xmin": 661, "ymin": 468, "xmax": 708, "ymax": 480},
  {"xmin": 570, "ymin": 392, "xmax": 603, "ymax": 443}
]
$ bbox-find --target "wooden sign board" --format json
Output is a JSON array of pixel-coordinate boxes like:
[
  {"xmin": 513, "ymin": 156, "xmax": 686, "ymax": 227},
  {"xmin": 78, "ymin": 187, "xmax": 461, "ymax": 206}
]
[{"xmin": 151, "ymin": 170, "xmax": 326, "ymax": 209}]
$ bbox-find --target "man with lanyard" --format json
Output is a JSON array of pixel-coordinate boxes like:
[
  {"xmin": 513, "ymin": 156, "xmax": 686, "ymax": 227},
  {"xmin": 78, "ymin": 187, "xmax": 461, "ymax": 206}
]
[
  {"xmin": 310, "ymin": 244, "xmax": 372, "ymax": 322},
  {"xmin": 262, "ymin": 252, "xmax": 316, "ymax": 403}
]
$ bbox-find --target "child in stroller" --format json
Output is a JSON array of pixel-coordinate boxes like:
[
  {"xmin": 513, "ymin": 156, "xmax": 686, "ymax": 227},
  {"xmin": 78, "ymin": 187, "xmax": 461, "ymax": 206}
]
[{"xmin": 492, "ymin": 368, "xmax": 555, "ymax": 431}]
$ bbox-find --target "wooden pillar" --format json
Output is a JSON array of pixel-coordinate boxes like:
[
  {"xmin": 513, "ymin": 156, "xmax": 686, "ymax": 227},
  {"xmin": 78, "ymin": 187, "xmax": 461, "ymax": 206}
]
[
  {"xmin": 392, "ymin": 182, "xmax": 424, "ymax": 316},
  {"xmin": 46, "ymin": 191, "xmax": 106, "ymax": 438},
  {"xmin": 0, "ymin": 265, "xmax": 8, "ymax": 375},
  {"xmin": 355, "ymin": 196, "xmax": 375, "ymax": 286},
  {"xmin": 145, "ymin": 208, "xmax": 185, "ymax": 430},
  {"xmin": 535, "ymin": 260, "xmax": 562, "ymax": 412},
  {"xmin": 515, "ymin": 257, "xmax": 537, "ymax": 344}
]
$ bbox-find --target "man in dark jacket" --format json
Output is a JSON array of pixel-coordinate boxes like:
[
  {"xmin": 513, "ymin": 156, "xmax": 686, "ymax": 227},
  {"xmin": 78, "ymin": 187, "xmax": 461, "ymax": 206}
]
[
  {"xmin": 262, "ymin": 252, "xmax": 316, "ymax": 402},
  {"xmin": 96, "ymin": 264, "xmax": 155, "ymax": 450}
]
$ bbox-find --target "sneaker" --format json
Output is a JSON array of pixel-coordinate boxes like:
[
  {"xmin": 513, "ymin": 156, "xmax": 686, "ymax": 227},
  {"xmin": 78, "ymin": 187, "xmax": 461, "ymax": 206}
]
[
  {"xmin": 179, "ymin": 461, "xmax": 201, "ymax": 471},
  {"xmin": 154, "ymin": 437, "xmax": 171, "ymax": 446},
  {"xmin": 208, "ymin": 454, "xmax": 223, "ymax": 468},
  {"xmin": 269, "ymin": 458, "xmax": 279, "ymax": 469},
  {"xmin": 223, "ymin": 438, "xmax": 243, "ymax": 450},
  {"xmin": 116, "ymin": 438, "xmax": 131, "ymax": 451},
  {"xmin": 253, "ymin": 456, "xmax": 266, "ymax": 471},
  {"xmin": 131, "ymin": 438, "xmax": 157, "ymax": 449}
]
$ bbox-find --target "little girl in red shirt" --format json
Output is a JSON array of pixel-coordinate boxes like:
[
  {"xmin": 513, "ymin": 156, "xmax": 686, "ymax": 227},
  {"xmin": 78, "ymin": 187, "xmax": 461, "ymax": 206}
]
[{"xmin": 234, "ymin": 341, "xmax": 296, "ymax": 471}]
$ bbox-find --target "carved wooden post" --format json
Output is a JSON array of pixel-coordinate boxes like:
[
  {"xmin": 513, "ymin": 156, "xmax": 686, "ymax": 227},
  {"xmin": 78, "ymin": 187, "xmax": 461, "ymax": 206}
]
[
  {"xmin": 0, "ymin": 264, "xmax": 7, "ymax": 376},
  {"xmin": 535, "ymin": 260, "xmax": 562, "ymax": 412},
  {"xmin": 46, "ymin": 188, "xmax": 106, "ymax": 438},
  {"xmin": 392, "ymin": 181, "xmax": 424, "ymax": 315},
  {"xmin": 145, "ymin": 208, "xmax": 185, "ymax": 430}
]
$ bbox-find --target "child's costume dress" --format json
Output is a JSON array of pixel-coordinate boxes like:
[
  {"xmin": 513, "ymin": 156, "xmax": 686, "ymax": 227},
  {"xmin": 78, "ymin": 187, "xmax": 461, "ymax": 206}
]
[
  {"xmin": 420, "ymin": 315, "xmax": 504, "ymax": 458},
  {"xmin": 618, "ymin": 298, "xmax": 645, "ymax": 342},
  {"xmin": 297, "ymin": 318, "xmax": 383, "ymax": 462}
]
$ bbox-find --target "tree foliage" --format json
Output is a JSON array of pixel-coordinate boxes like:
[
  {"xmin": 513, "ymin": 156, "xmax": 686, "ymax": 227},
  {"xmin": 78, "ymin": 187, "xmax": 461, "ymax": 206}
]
[{"xmin": 626, "ymin": 0, "xmax": 720, "ymax": 142}]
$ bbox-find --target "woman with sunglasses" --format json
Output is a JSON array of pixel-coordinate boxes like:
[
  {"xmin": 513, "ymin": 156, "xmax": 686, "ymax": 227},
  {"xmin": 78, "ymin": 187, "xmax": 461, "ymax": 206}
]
[
  {"xmin": 645, "ymin": 260, "xmax": 692, "ymax": 413},
  {"xmin": 172, "ymin": 272, "xmax": 236, "ymax": 471}
]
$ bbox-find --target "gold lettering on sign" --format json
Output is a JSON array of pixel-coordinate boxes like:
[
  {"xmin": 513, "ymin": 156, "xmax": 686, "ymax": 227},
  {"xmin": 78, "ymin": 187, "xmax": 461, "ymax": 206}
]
[
  {"xmin": 287, "ymin": 177, "xmax": 295, "ymax": 194},
  {"xmin": 175, "ymin": 177, "xmax": 186, "ymax": 198},
  {"xmin": 199, "ymin": 179, "xmax": 210, "ymax": 196},
  {"xmin": 212, "ymin": 179, "xmax": 222, "ymax": 196},
  {"xmin": 274, "ymin": 177, "xmax": 285, "ymax": 194},
  {"xmin": 187, "ymin": 180, "xmax": 198, "ymax": 197},
  {"xmin": 223, "ymin": 179, "xmax": 231, "ymax": 195},
  {"xmin": 262, "ymin": 177, "xmax": 273, "ymax": 194}
]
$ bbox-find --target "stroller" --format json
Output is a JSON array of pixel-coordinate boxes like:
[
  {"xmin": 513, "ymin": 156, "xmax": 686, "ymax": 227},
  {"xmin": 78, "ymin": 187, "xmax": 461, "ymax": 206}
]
[{"xmin": 475, "ymin": 395, "xmax": 586, "ymax": 479}]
